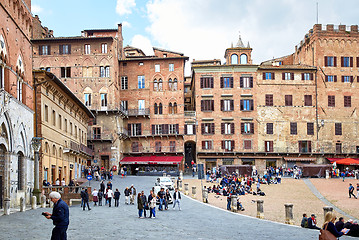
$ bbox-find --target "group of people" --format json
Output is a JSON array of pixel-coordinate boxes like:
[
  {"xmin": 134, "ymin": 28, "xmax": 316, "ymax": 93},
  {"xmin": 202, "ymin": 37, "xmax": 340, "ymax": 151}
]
[{"xmin": 301, "ymin": 213, "xmax": 359, "ymax": 237}]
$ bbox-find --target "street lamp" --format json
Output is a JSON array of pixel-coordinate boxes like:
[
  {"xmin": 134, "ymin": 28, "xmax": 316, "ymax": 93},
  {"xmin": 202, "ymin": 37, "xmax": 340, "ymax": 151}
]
[{"xmin": 31, "ymin": 137, "xmax": 42, "ymax": 204}]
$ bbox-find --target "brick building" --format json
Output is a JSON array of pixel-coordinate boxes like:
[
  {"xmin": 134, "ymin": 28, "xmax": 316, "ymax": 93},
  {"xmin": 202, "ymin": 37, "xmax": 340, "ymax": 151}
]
[{"xmin": 0, "ymin": 0, "xmax": 35, "ymax": 208}]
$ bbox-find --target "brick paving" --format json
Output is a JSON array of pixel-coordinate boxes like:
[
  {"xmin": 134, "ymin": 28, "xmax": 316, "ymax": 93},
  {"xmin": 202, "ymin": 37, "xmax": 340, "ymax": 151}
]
[{"xmin": 0, "ymin": 176, "xmax": 355, "ymax": 240}]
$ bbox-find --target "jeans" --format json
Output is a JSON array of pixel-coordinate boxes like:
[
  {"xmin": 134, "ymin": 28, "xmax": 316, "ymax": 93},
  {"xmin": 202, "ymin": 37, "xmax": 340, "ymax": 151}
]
[
  {"xmin": 115, "ymin": 198, "xmax": 119, "ymax": 207},
  {"xmin": 98, "ymin": 197, "xmax": 102, "ymax": 206},
  {"xmin": 173, "ymin": 199, "xmax": 181, "ymax": 210},
  {"xmin": 159, "ymin": 198, "xmax": 164, "ymax": 210},
  {"xmin": 138, "ymin": 209, "xmax": 143, "ymax": 217},
  {"xmin": 83, "ymin": 201, "xmax": 90, "ymax": 210},
  {"xmin": 227, "ymin": 200, "xmax": 231, "ymax": 210},
  {"xmin": 151, "ymin": 207, "xmax": 156, "ymax": 217},
  {"xmin": 164, "ymin": 199, "xmax": 168, "ymax": 209},
  {"xmin": 51, "ymin": 226, "xmax": 68, "ymax": 240},
  {"xmin": 108, "ymin": 197, "xmax": 112, "ymax": 207}
]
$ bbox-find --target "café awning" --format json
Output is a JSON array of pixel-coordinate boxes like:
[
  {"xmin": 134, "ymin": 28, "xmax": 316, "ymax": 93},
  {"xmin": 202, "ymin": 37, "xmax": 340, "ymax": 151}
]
[{"xmin": 120, "ymin": 156, "xmax": 183, "ymax": 165}]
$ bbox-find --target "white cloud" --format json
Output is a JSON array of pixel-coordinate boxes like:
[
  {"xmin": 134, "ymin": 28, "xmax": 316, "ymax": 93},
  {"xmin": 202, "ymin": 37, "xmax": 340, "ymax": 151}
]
[
  {"xmin": 130, "ymin": 34, "xmax": 154, "ymax": 55},
  {"xmin": 122, "ymin": 21, "xmax": 132, "ymax": 28},
  {"xmin": 31, "ymin": 4, "xmax": 43, "ymax": 14},
  {"xmin": 116, "ymin": 0, "xmax": 136, "ymax": 16}
]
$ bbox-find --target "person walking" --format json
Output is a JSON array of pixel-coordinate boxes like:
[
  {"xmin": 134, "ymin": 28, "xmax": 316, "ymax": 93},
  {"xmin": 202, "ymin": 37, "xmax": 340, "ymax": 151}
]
[
  {"xmin": 140, "ymin": 191, "xmax": 148, "ymax": 218},
  {"xmin": 124, "ymin": 187, "xmax": 130, "ymax": 205},
  {"xmin": 92, "ymin": 188, "xmax": 98, "ymax": 206},
  {"xmin": 81, "ymin": 188, "xmax": 91, "ymax": 211},
  {"xmin": 100, "ymin": 180, "xmax": 105, "ymax": 193},
  {"xmin": 130, "ymin": 185, "xmax": 136, "ymax": 205},
  {"xmin": 107, "ymin": 187, "xmax": 114, "ymax": 207},
  {"xmin": 157, "ymin": 188, "xmax": 165, "ymax": 211},
  {"xmin": 173, "ymin": 188, "xmax": 181, "ymax": 210},
  {"xmin": 148, "ymin": 190, "xmax": 154, "ymax": 218},
  {"xmin": 43, "ymin": 191, "xmax": 69, "ymax": 240},
  {"xmin": 356, "ymin": 183, "xmax": 359, "ymax": 199},
  {"xmin": 150, "ymin": 193, "xmax": 157, "ymax": 219},
  {"xmin": 349, "ymin": 183, "xmax": 357, "ymax": 199},
  {"xmin": 137, "ymin": 193, "xmax": 144, "ymax": 218},
  {"xmin": 164, "ymin": 189, "xmax": 171, "ymax": 210},
  {"xmin": 98, "ymin": 190, "xmax": 103, "ymax": 206},
  {"xmin": 114, "ymin": 188, "xmax": 121, "ymax": 207}
]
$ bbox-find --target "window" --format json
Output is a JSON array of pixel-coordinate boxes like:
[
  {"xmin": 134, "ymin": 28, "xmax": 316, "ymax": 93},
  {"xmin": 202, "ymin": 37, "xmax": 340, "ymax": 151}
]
[
  {"xmin": 201, "ymin": 123, "xmax": 215, "ymax": 135},
  {"xmin": 154, "ymin": 125, "xmax": 162, "ymax": 135},
  {"xmin": 335, "ymin": 123, "xmax": 342, "ymax": 135},
  {"xmin": 221, "ymin": 123, "xmax": 234, "ymax": 135},
  {"xmin": 200, "ymin": 77, "xmax": 214, "ymax": 88},
  {"xmin": 185, "ymin": 125, "xmax": 195, "ymax": 135},
  {"xmin": 265, "ymin": 94, "xmax": 273, "ymax": 106},
  {"xmin": 46, "ymin": 67, "xmax": 51, "ymax": 72},
  {"xmin": 82, "ymin": 66, "xmax": 92, "ymax": 77},
  {"xmin": 17, "ymin": 80, "xmax": 22, "ymax": 102},
  {"xmin": 121, "ymin": 76, "xmax": 128, "ymax": 90},
  {"xmin": 169, "ymin": 63, "xmax": 174, "ymax": 71},
  {"xmin": 139, "ymin": 62, "xmax": 144, "ymax": 66},
  {"xmin": 158, "ymin": 79, "xmax": 163, "ymax": 91},
  {"xmin": 290, "ymin": 122, "xmax": 297, "ymax": 135},
  {"xmin": 221, "ymin": 99, "xmax": 234, "ymax": 111},
  {"xmin": 64, "ymin": 119, "xmax": 67, "ymax": 132},
  {"xmin": 328, "ymin": 95, "xmax": 335, "ymax": 107},
  {"xmin": 58, "ymin": 115, "xmax": 62, "ymax": 130},
  {"xmin": 59, "ymin": 45, "xmax": 70, "ymax": 55},
  {"xmin": 138, "ymin": 100, "xmax": 145, "ymax": 114},
  {"xmin": 153, "ymin": 80, "xmax": 158, "ymax": 91},
  {"xmin": 344, "ymin": 96, "xmax": 351, "ymax": 107},
  {"xmin": 170, "ymin": 141, "xmax": 176, "ymax": 152},
  {"xmin": 100, "ymin": 66, "xmax": 110, "ymax": 77},
  {"xmin": 131, "ymin": 142, "xmax": 139, "ymax": 152},
  {"xmin": 324, "ymin": 56, "xmax": 337, "ymax": 67},
  {"xmin": 222, "ymin": 140, "xmax": 234, "ymax": 151},
  {"xmin": 39, "ymin": 45, "xmax": 50, "ymax": 55},
  {"xmin": 169, "ymin": 124, "xmax": 179, "ymax": 134},
  {"xmin": 285, "ymin": 95, "xmax": 293, "ymax": 106},
  {"xmin": 241, "ymin": 122, "xmax": 254, "ymax": 134},
  {"xmin": 263, "ymin": 72, "xmax": 275, "ymax": 80},
  {"xmin": 266, "ymin": 123, "xmax": 273, "ymax": 134},
  {"xmin": 325, "ymin": 75, "xmax": 337, "ymax": 82},
  {"xmin": 44, "ymin": 105, "xmax": 49, "ymax": 122},
  {"xmin": 52, "ymin": 110, "xmax": 56, "ymax": 126},
  {"xmin": 84, "ymin": 44, "xmax": 91, "ymax": 54},
  {"xmin": 84, "ymin": 93, "xmax": 91, "ymax": 106},
  {"xmin": 138, "ymin": 76, "xmax": 145, "ymax": 89},
  {"xmin": 336, "ymin": 143, "xmax": 342, "ymax": 154},
  {"xmin": 163, "ymin": 54, "xmax": 167, "ymax": 58},
  {"xmin": 341, "ymin": 76, "xmax": 353, "ymax": 83},
  {"xmin": 240, "ymin": 99, "xmax": 254, "ymax": 111},
  {"xmin": 92, "ymin": 127, "xmax": 100, "ymax": 139},
  {"xmin": 302, "ymin": 73, "xmax": 313, "ymax": 80},
  {"xmin": 231, "ymin": 54, "xmax": 238, "ymax": 64},
  {"xmin": 341, "ymin": 57, "xmax": 353, "ymax": 67},
  {"xmin": 240, "ymin": 77, "xmax": 253, "ymax": 88},
  {"xmin": 299, "ymin": 141, "xmax": 311, "ymax": 153},
  {"xmin": 128, "ymin": 123, "xmax": 141, "ymax": 136},
  {"xmin": 173, "ymin": 79, "xmax": 178, "ymax": 91},
  {"xmin": 304, "ymin": 95, "xmax": 312, "ymax": 106},
  {"xmin": 60, "ymin": 67, "xmax": 71, "ymax": 78},
  {"xmin": 101, "ymin": 93, "xmax": 107, "ymax": 107},
  {"xmin": 222, "ymin": 158, "xmax": 234, "ymax": 165},
  {"xmin": 243, "ymin": 140, "xmax": 252, "ymax": 150},
  {"xmin": 202, "ymin": 141, "xmax": 213, "ymax": 150},
  {"xmin": 70, "ymin": 122, "xmax": 73, "ymax": 135},
  {"xmin": 101, "ymin": 43, "xmax": 107, "ymax": 53},
  {"xmin": 240, "ymin": 54, "xmax": 248, "ymax": 64},
  {"xmin": 282, "ymin": 72, "xmax": 294, "ymax": 80},
  {"xmin": 307, "ymin": 123, "xmax": 314, "ymax": 135},
  {"xmin": 265, "ymin": 141, "xmax": 273, "ymax": 152},
  {"xmin": 221, "ymin": 77, "xmax": 233, "ymax": 88},
  {"xmin": 154, "ymin": 103, "xmax": 163, "ymax": 115},
  {"xmin": 0, "ymin": 65, "xmax": 4, "ymax": 89},
  {"xmin": 155, "ymin": 64, "xmax": 160, "ymax": 72},
  {"xmin": 169, "ymin": 102, "xmax": 177, "ymax": 114},
  {"xmin": 201, "ymin": 100, "xmax": 214, "ymax": 111},
  {"xmin": 121, "ymin": 100, "xmax": 128, "ymax": 111}
]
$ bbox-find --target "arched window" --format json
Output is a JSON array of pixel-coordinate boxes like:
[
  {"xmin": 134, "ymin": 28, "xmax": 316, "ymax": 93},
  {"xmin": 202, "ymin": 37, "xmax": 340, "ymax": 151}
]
[
  {"xmin": 174, "ymin": 102, "xmax": 177, "ymax": 114},
  {"xmin": 173, "ymin": 79, "xmax": 178, "ymax": 91},
  {"xmin": 168, "ymin": 78, "xmax": 172, "ymax": 90},
  {"xmin": 240, "ymin": 54, "xmax": 248, "ymax": 64},
  {"xmin": 17, "ymin": 152, "xmax": 24, "ymax": 190},
  {"xmin": 158, "ymin": 79, "xmax": 163, "ymax": 91},
  {"xmin": 231, "ymin": 54, "xmax": 238, "ymax": 64},
  {"xmin": 53, "ymin": 145, "xmax": 56, "ymax": 157},
  {"xmin": 154, "ymin": 103, "xmax": 158, "ymax": 114},
  {"xmin": 169, "ymin": 102, "xmax": 173, "ymax": 114},
  {"xmin": 153, "ymin": 79, "xmax": 158, "ymax": 91},
  {"xmin": 159, "ymin": 103, "xmax": 163, "ymax": 114}
]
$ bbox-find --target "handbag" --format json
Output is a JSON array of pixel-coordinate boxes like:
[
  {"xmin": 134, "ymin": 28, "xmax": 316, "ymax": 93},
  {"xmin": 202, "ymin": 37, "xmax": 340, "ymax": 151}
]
[{"xmin": 319, "ymin": 223, "xmax": 336, "ymax": 240}]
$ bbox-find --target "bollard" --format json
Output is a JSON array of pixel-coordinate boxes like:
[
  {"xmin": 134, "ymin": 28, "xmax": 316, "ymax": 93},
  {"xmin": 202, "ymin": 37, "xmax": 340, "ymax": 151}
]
[
  {"xmin": 323, "ymin": 206, "xmax": 333, "ymax": 217},
  {"xmin": 4, "ymin": 198, "xmax": 10, "ymax": 215},
  {"xmin": 285, "ymin": 204, "xmax": 294, "ymax": 225},
  {"xmin": 20, "ymin": 197, "xmax": 26, "ymax": 212},
  {"xmin": 202, "ymin": 188, "xmax": 208, "ymax": 203},
  {"xmin": 256, "ymin": 200, "xmax": 264, "ymax": 219},
  {"xmin": 325, "ymin": 170, "xmax": 329, "ymax": 179},
  {"xmin": 192, "ymin": 186, "xmax": 196, "ymax": 198},
  {"xmin": 231, "ymin": 195, "xmax": 237, "ymax": 212},
  {"xmin": 31, "ymin": 196, "xmax": 37, "ymax": 209},
  {"xmin": 178, "ymin": 179, "xmax": 183, "ymax": 191},
  {"xmin": 41, "ymin": 195, "xmax": 47, "ymax": 208},
  {"xmin": 184, "ymin": 183, "xmax": 189, "ymax": 195}
]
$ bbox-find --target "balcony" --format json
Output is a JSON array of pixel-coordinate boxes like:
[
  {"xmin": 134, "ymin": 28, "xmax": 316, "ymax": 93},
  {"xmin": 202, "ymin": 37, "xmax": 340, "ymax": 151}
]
[
  {"xmin": 127, "ymin": 130, "xmax": 183, "ymax": 138},
  {"xmin": 88, "ymin": 130, "xmax": 113, "ymax": 142},
  {"xmin": 127, "ymin": 108, "xmax": 150, "ymax": 117},
  {"xmin": 184, "ymin": 111, "xmax": 196, "ymax": 118},
  {"xmin": 118, "ymin": 127, "xmax": 129, "ymax": 140},
  {"xmin": 69, "ymin": 141, "xmax": 93, "ymax": 157},
  {"xmin": 126, "ymin": 146, "xmax": 184, "ymax": 154}
]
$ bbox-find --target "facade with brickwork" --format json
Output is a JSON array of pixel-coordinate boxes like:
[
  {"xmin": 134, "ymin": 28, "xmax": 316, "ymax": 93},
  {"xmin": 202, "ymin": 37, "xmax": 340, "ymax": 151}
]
[{"xmin": 0, "ymin": 0, "xmax": 35, "ymax": 208}]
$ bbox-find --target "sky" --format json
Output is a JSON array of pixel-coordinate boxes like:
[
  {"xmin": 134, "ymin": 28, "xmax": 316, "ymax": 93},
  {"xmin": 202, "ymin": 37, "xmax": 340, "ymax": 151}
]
[{"xmin": 31, "ymin": 0, "xmax": 359, "ymax": 75}]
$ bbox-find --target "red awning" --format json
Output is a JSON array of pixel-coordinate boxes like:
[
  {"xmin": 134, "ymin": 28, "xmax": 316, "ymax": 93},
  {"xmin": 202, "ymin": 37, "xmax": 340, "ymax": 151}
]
[
  {"xmin": 120, "ymin": 156, "xmax": 183, "ymax": 165},
  {"xmin": 327, "ymin": 158, "xmax": 359, "ymax": 163},
  {"xmin": 334, "ymin": 158, "xmax": 359, "ymax": 166}
]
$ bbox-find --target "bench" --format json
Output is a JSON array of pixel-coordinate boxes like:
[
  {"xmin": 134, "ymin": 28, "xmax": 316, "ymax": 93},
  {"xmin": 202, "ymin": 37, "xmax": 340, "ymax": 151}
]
[{"xmin": 69, "ymin": 199, "xmax": 82, "ymax": 206}]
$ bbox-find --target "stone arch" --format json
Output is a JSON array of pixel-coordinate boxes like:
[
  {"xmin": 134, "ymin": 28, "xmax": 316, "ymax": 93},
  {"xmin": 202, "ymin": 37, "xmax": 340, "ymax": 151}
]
[
  {"xmin": 39, "ymin": 59, "xmax": 51, "ymax": 69},
  {"xmin": 99, "ymin": 58, "xmax": 110, "ymax": 66},
  {"xmin": 99, "ymin": 86, "xmax": 108, "ymax": 93},
  {"xmin": 0, "ymin": 33, "xmax": 8, "ymax": 62},
  {"xmin": 0, "ymin": 112, "xmax": 13, "ymax": 152},
  {"xmin": 15, "ymin": 123, "xmax": 27, "ymax": 157}
]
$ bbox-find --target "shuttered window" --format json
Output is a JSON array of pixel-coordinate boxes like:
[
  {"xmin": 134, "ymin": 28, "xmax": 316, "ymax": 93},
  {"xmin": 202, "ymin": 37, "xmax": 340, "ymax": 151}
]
[
  {"xmin": 266, "ymin": 123, "xmax": 273, "ymax": 134},
  {"xmin": 200, "ymin": 77, "xmax": 214, "ymax": 88},
  {"xmin": 335, "ymin": 123, "xmax": 342, "ymax": 135},
  {"xmin": 325, "ymin": 75, "xmax": 337, "ymax": 82},
  {"xmin": 285, "ymin": 95, "xmax": 292, "ymax": 106},
  {"xmin": 241, "ymin": 122, "xmax": 254, "ymax": 134},
  {"xmin": 290, "ymin": 122, "xmax": 297, "ymax": 135},
  {"xmin": 265, "ymin": 141, "xmax": 273, "ymax": 152},
  {"xmin": 328, "ymin": 95, "xmax": 335, "ymax": 107},
  {"xmin": 282, "ymin": 72, "xmax": 294, "ymax": 80},
  {"xmin": 202, "ymin": 141, "xmax": 213, "ymax": 150},
  {"xmin": 307, "ymin": 123, "xmax": 314, "ymax": 135},
  {"xmin": 222, "ymin": 140, "xmax": 235, "ymax": 151},
  {"xmin": 221, "ymin": 99, "xmax": 234, "ymax": 111},
  {"xmin": 240, "ymin": 99, "xmax": 254, "ymax": 111},
  {"xmin": 263, "ymin": 72, "xmax": 275, "ymax": 80},
  {"xmin": 265, "ymin": 94, "xmax": 273, "ymax": 106},
  {"xmin": 221, "ymin": 123, "xmax": 235, "ymax": 135},
  {"xmin": 304, "ymin": 95, "xmax": 312, "ymax": 106},
  {"xmin": 344, "ymin": 96, "xmax": 351, "ymax": 107},
  {"xmin": 324, "ymin": 56, "xmax": 337, "ymax": 67},
  {"xmin": 301, "ymin": 73, "xmax": 313, "ymax": 80},
  {"xmin": 220, "ymin": 77, "xmax": 233, "ymax": 88},
  {"xmin": 243, "ymin": 140, "xmax": 252, "ymax": 150},
  {"xmin": 201, "ymin": 123, "xmax": 215, "ymax": 135},
  {"xmin": 240, "ymin": 77, "xmax": 253, "ymax": 88},
  {"xmin": 201, "ymin": 100, "xmax": 214, "ymax": 111},
  {"xmin": 341, "ymin": 57, "xmax": 353, "ymax": 67}
]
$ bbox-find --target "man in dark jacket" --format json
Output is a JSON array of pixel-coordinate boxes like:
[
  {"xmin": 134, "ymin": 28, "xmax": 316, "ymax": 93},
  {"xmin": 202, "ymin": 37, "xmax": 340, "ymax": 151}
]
[
  {"xmin": 141, "ymin": 191, "xmax": 148, "ymax": 217},
  {"xmin": 81, "ymin": 188, "xmax": 91, "ymax": 211},
  {"xmin": 124, "ymin": 187, "xmax": 130, "ymax": 205},
  {"xmin": 335, "ymin": 217, "xmax": 345, "ymax": 232},
  {"xmin": 173, "ymin": 188, "xmax": 181, "ymax": 210},
  {"xmin": 308, "ymin": 214, "xmax": 320, "ymax": 230},
  {"xmin": 43, "ymin": 191, "xmax": 69, "ymax": 240},
  {"xmin": 157, "ymin": 188, "xmax": 165, "ymax": 211},
  {"xmin": 148, "ymin": 190, "xmax": 154, "ymax": 218}
]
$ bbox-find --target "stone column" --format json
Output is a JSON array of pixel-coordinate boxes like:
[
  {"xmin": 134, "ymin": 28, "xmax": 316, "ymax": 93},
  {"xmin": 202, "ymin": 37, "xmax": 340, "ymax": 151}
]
[
  {"xmin": 179, "ymin": 171, "xmax": 183, "ymax": 180},
  {"xmin": 256, "ymin": 200, "xmax": 264, "ymax": 219},
  {"xmin": 184, "ymin": 183, "xmax": 189, "ymax": 195},
  {"xmin": 41, "ymin": 195, "xmax": 47, "ymax": 208},
  {"xmin": 323, "ymin": 206, "xmax": 333, "ymax": 217},
  {"xmin": 202, "ymin": 188, "xmax": 208, "ymax": 203},
  {"xmin": 20, "ymin": 197, "xmax": 26, "ymax": 212},
  {"xmin": 178, "ymin": 179, "xmax": 183, "ymax": 191},
  {"xmin": 231, "ymin": 195, "xmax": 237, "ymax": 212},
  {"xmin": 4, "ymin": 198, "xmax": 10, "ymax": 215},
  {"xmin": 192, "ymin": 186, "xmax": 196, "ymax": 198},
  {"xmin": 285, "ymin": 204, "xmax": 294, "ymax": 225},
  {"xmin": 31, "ymin": 196, "xmax": 37, "ymax": 209}
]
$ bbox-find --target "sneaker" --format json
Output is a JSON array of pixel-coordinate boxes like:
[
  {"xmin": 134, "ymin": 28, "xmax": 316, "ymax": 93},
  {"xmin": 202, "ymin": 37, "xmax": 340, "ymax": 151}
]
[
  {"xmin": 151, "ymin": 217, "xmax": 156, "ymax": 219},
  {"xmin": 140, "ymin": 217, "xmax": 144, "ymax": 219}
]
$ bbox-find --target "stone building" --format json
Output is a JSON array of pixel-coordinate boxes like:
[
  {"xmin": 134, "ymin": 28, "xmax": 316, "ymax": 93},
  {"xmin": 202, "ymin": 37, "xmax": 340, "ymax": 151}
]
[
  {"xmin": 119, "ymin": 46, "xmax": 189, "ymax": 174},
  {"xmin": 33, "ymin": 70, "xmax": 93, "ymax": 185},
  {"xmin": 32, "ymin": 21, "xmax": 125, "ymax": 171},
  {"xmin": 0, "ymin": 0, "xmax": 35, "ymax": 208}
]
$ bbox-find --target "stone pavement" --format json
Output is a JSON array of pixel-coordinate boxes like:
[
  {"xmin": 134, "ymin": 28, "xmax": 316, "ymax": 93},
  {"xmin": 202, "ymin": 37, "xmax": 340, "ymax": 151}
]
[{"xmin": 0, "ymin": 176, "xmax": 356, "ymax": 240}]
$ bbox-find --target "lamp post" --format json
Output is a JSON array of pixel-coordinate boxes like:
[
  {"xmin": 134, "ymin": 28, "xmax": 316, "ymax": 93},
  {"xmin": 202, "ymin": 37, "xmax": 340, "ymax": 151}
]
[{"xmin": 31, "ymin": 137, "xmax": 42, "ymax": 204}]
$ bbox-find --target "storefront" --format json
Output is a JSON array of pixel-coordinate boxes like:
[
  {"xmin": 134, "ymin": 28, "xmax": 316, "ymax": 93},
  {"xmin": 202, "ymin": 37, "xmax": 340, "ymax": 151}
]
[{"xmin": 284, "ymin": 157, "xmax": 316, "ymax": 168}]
